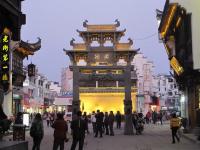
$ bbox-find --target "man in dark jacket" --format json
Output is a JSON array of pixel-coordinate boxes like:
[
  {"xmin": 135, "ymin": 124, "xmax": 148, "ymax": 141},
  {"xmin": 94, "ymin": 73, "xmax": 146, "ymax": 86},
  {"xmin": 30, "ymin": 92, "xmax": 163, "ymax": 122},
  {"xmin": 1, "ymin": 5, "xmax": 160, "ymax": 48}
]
[
  {"xmin": 52, "ymin": 113, "xmax": 68, "ymax": 150},
  {"xmin": 115, "ymin": 111, "xmax": 122, "ymax": 129},
  {"xmin": 104, "ymin": 112, "xmax": 109, "ymax": 135},
  {"xmin": 94, "ymin": 110, "xmax": 103, "ymax": 138},
  {"xmin": 108, "ymin": 111, "xmax": 115, "ymax": 136},
  {"xmin": 70, "ymin": 111, "xmax": 87, "ymax": 150}
]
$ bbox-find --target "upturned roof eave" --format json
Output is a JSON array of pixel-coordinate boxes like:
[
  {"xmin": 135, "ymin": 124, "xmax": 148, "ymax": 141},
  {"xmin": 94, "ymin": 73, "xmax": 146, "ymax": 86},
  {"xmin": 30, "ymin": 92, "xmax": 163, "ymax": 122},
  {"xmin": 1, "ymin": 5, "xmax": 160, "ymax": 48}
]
[{"xmin": 19, "ymin": 37, "xmax": 41, "ymax": 52}]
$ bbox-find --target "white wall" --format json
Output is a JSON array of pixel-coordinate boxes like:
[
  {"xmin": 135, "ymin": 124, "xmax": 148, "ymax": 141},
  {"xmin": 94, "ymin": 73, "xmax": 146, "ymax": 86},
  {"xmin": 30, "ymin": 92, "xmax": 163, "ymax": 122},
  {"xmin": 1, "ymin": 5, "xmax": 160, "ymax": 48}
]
[{"xmin": 50, "ymin": 82, "xmax": 61, "ymax": 94}]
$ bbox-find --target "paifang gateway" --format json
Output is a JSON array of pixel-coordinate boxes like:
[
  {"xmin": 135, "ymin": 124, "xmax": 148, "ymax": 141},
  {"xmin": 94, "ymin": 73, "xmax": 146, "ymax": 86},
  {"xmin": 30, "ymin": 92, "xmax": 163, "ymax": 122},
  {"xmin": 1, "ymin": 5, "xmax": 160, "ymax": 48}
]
[{"xmin": 64, "ymin": 20, "xmax": 139, "ymax": 114}]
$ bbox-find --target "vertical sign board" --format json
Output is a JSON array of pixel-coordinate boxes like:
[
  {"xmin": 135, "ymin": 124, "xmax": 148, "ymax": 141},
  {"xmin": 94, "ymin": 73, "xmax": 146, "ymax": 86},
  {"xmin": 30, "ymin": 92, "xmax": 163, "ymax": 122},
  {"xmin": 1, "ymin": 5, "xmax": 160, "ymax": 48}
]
[
  {"xmin": 0, "ymin": 31, "xmax": 10, "ymax": 92},
  {"xmin": 170, "ymin": 56, "xmax": 184, "ymax": 76}
]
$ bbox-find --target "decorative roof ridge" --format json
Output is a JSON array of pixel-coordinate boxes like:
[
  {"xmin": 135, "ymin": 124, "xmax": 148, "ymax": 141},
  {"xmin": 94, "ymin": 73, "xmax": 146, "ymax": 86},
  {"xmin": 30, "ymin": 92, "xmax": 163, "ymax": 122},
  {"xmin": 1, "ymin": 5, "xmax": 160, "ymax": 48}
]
[
  {"xmin": 70, "ymin": 38, "xmax": 85, "ymax": 45},
  {"xmin": 116, "ymin": 48, "xmax": 140, "ymax": 52},
  {"xmin": 83, "ymin": 19, "xmax": 120, "ymax": 28},
  {"xmin": 76, "ymin": 28, "xmax": 126, "ymax": 33},
  {"xmin": 20, "ymin": 37, "xmax": 41, "ymax": 52},
  {"xmin": 81, "ymin": 19, "xmax": 120, "ymax": 32},
  {"xmin": 117, "ymin": 38, "xmax": 133, "ymax": 45},
  {"xmin": 69, "ymin": 38, "xmax": 86, "ymax": 50}
]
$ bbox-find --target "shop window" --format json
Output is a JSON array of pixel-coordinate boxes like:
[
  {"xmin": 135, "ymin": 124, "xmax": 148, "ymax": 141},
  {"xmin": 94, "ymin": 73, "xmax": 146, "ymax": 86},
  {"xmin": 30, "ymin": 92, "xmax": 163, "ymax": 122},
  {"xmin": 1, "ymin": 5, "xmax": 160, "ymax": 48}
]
[{"xmin": 168, "ymin": 92, "xmax": 173, "ymax": 96}]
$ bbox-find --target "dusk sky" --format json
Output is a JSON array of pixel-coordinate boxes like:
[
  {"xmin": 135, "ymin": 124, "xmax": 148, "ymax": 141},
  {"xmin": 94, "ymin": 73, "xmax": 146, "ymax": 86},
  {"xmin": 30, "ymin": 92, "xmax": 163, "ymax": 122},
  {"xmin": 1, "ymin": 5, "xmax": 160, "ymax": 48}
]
[{"xmin": 21, "ymin": 0, "xmax": 170, "ymax": 82}]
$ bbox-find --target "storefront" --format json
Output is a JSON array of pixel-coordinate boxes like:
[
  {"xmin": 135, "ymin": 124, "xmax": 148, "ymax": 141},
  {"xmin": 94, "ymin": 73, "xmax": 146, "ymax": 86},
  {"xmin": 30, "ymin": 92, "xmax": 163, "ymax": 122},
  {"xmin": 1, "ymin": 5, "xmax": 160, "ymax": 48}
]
[
  {"xmin": 13, "ymin": 94, "xmax": 23, "ymax": 115},
  {"xmin": 157, "ymin": 0, "xmax": 200, "ymax": 129},
  {"xmin": 54, "ymin": 96, "xmax": 72, "ymax": 113},
  {"xmin": 22, "ymin": 93, "xmax": 30, "ymax": 113}
]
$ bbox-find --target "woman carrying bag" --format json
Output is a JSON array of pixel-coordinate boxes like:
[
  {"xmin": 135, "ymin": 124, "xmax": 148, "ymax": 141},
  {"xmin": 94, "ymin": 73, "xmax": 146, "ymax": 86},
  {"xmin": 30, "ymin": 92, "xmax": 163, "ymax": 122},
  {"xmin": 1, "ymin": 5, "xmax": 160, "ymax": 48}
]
[{"xmin": 30, "ymin": 113, "xmax": 44, "ymax": 150}]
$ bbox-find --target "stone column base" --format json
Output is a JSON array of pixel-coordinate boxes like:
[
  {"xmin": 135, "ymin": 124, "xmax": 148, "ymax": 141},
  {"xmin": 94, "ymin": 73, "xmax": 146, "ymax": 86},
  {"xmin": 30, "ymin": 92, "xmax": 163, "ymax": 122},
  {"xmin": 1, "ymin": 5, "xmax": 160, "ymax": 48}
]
[{"xmin": 124, "ymin": 100, "xmax": 133, "ymax": 135}]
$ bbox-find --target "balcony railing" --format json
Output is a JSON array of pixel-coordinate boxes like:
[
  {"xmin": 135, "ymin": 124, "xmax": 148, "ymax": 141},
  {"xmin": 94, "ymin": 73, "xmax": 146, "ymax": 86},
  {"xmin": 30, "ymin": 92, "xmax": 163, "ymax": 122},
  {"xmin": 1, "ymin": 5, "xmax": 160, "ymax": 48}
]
[
  {"xmin": 79, "ymin": 73, "xmax": 125, "ymax": 81},
  {"xmin": 79, "ymin": 87, "xmax": 137, "ymax": 93}
]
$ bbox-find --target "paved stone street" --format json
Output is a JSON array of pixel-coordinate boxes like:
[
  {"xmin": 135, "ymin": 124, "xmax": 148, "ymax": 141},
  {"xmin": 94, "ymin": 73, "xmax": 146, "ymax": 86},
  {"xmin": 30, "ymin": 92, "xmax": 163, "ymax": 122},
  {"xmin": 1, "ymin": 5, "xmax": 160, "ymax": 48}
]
[{"xmin": 9, "ymin": 121, "xmax": 196, "ymax": 150}]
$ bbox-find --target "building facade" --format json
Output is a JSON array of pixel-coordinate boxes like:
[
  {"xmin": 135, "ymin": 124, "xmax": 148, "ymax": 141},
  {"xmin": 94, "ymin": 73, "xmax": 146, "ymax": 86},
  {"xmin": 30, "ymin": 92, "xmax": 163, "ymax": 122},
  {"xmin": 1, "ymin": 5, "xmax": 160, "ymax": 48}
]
[
  {"xmin": 23, "ymin": 68, "xmax": 54, "ymax": 113},
  {"xmin": 154, "ymin": 74, "xmax": 181, "ymax": 113},
  {"xmin": 61, "ymin": 67, "xmax": 73, "ymax": 95},
  {"xmin": 64, "ymin": 20, "xmax": 139, "ymax": 134},
  {"xmin": 0, "ymin": 0, "xmax": 41, "ymax": 116},
  {"xmin": 158, "ymin": 0, "xmax": 200, "ymax": 129},
  {"xmin": 64, "ymin": 20, "xmax": 138, "ymax": 115},
  {"xmin": 132, "ymin": 53, "xmax": 157, "ymax": 114}
]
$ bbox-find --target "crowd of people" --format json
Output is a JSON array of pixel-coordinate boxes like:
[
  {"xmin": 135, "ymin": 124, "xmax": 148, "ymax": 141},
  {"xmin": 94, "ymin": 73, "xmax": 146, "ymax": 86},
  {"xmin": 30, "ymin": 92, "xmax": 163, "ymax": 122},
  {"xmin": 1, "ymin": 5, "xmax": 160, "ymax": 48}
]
[
  {"xmin": 27, "ymin": 110, "xmax": 123, "ymax": 150},
  {"xmin": 7, "ymin": 109, "xmax": 182, "ymax": 150}
]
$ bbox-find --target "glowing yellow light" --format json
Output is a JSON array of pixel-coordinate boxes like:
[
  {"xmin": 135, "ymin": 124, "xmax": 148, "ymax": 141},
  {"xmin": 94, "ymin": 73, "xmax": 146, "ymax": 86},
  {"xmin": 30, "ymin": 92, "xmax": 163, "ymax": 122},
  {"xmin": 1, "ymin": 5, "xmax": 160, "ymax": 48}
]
[
  {"xmin": 161, "ymin": 4, "xmax": 177, "ymax": 38},
  {"xmin": 176, "ymin": 17, "xmax": 181, "ymax": 28},
  {"xmin": 164, "ymin": 43, "xmax": 170, "ymax": 56},
  {"xmin": 58, "ymin": 106, "xmax": 62, "ymax": 112},
  {"xmin": 3, "ymin": 27, "xmax": 11, "ymax": 35},
  {"xmin": 80, "ymin": 92, "xmax": 136, "ymax": 114},
  {"xmin": 170, "ymin": 56, "xmax": 184, "ymax": 75}
]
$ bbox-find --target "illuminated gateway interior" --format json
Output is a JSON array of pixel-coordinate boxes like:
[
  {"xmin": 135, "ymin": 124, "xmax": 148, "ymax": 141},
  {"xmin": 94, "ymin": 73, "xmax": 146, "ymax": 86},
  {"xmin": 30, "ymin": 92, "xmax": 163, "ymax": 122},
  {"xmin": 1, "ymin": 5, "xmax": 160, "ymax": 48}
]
[{"xmin": 64, "ymin": 20, "xmax": 139, "ymax": 114}]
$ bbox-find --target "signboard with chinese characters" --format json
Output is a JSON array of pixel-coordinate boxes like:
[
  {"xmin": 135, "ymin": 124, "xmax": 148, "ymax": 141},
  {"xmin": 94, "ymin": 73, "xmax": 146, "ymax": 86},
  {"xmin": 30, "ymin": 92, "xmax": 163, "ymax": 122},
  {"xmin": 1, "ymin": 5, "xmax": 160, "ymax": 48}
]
[
  {"xmin": 89, "ymin": 52, "xmax": 114, "ymax": 66},
  {"xmin": 170, "ymin": 56, "xmax": 184, "ymax": 76},
  {"xmin": 0, "ymin": 31, "xmax": 10, "ymax": 92}
]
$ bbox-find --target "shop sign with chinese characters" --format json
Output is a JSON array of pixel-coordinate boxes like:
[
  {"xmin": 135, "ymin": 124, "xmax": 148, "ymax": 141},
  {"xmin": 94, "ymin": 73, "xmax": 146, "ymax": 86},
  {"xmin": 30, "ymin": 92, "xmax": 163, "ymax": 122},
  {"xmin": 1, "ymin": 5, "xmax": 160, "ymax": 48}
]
[
  {"xmin": 170, "ymin": 56, "xmax": 184, "ymax": 76},
  {"xmin": 0, "ymin": 32, "xmax": 10, "ymax": 85}
]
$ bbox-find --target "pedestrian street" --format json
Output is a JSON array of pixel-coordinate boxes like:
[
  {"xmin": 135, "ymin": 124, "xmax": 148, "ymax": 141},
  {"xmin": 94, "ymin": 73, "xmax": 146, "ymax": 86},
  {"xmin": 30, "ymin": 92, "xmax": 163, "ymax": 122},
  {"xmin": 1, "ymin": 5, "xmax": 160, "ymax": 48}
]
[{"xmin": 20, "ymin": 122, "xmax": 199, "ymax": 150}]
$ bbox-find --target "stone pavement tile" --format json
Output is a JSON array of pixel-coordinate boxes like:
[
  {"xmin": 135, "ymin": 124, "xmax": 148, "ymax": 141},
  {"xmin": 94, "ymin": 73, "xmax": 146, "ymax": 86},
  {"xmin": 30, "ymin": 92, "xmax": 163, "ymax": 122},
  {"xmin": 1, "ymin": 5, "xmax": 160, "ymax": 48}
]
[{"xmin": 182, "ymin": 133, "xmax": 200, "ymax": 144}]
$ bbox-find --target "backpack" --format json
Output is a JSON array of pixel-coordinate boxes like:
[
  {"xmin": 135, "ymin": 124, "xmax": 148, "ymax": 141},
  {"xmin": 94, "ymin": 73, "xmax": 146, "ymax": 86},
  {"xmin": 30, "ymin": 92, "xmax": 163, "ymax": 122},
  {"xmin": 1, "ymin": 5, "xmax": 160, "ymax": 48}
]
[
  {"xmin": 30, "ymin": 123, "xmax": 36, "ymax": 137},
  {"xmin": 30, "ymin": 122, "xmax": 43, "ymax": 137}
]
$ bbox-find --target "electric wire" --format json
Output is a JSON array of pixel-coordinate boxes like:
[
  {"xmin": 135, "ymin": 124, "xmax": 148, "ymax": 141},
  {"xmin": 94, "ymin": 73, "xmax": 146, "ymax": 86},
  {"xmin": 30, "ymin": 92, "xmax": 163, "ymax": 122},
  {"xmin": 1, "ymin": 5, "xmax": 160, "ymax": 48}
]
[{"xmin": 133, "ymin": 33, "xmax": 157, "ymax": 41}]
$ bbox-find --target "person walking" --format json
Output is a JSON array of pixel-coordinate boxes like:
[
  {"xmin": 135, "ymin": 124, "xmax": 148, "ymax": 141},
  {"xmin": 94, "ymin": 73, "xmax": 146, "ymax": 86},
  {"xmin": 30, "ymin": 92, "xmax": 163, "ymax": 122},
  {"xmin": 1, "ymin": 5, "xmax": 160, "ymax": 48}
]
[
  {"xmin": 82, "ymin": 112, "xmax": 89, "ymax": 134},
  {"xmin": 46, "ymin": 113, "xmax": 50, "ymax": 127},
  {"xmin": 145, "ymin": 111, "xmax": 151, "ymax": 124},
  {"xmin": 108, "ymin": 111, "xmax": 115, "ymax": 136},
  {"xmin": 159, "ymin": 111, "xmax": 163, "ymax": 125},
  {"xmin": 70, "ymin": 111, "xmax": 87, "ymax": 150},
  {"xmin": 100, "ymin": 112, "xmax": 105, "ymax": 133},
  {"xmin": 50, "ymin": 113, "xmax": 54, "ymax": 126},
  {"xmin": 132, "ymin": 112, "xmax": 138, "ymax": 133},
  {"xmin": 91, "ymin": 111, "xmax": 96, "ymax": 134},
  {"xmin": 30, "ymin": 113, "xmax": 44, "ymax": 150},
  {"xmin": 152, "ymin": 111, "xmax": 157, "ymax": 124},
  {"xmin": 104, "ymin": 112, "xmax": 109, "ymax": 135},
  {"xmin": 94, "ymin": 110, "xmax": 103, "ymax": 138},
  {"xmin": 170, "ymin": 113, "xmax": 181, "ymax": 144},
  {"xmin": 115, "ymin": 111, "xmax": 122, "ymax": 129},
  {"xmin": 52, "ymin": 113, "xmax": 68, "ymax": 150}
]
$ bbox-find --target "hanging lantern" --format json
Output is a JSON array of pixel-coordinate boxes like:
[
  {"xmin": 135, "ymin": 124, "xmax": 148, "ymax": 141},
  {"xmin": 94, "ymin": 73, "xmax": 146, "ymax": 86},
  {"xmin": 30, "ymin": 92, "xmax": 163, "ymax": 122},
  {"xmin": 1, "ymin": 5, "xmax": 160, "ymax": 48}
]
[{"xmin": 28, "ymin": 63, "xmax": 36, "ymax": 77}]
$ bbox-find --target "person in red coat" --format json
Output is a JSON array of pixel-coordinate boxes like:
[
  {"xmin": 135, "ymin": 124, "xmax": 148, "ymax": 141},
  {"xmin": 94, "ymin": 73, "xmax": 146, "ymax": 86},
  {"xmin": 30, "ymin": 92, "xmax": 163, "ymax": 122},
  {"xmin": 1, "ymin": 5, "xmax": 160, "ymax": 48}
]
[{"xmin": 52, "ymin": 113, "xmax": 68, "ymax": 150}]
